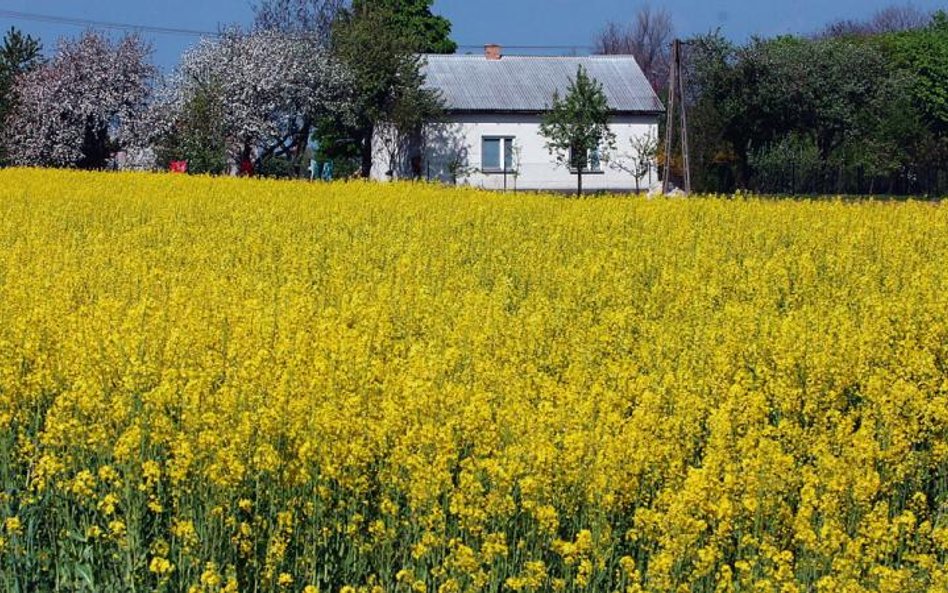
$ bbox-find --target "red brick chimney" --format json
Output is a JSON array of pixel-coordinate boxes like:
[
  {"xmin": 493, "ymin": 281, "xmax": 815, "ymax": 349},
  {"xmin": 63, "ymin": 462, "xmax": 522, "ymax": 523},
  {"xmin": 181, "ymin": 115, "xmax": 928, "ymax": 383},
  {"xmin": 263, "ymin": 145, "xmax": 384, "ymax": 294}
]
[{"xmin": 484, "ymin": 44, "xmax": 502, "ymax": 60}]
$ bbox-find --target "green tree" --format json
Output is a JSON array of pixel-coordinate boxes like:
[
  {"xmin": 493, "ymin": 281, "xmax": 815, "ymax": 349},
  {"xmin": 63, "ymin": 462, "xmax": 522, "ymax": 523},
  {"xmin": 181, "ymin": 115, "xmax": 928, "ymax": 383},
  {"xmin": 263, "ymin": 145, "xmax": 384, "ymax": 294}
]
[
  {"xmin": 328, "ymin": 3, "xmax": 444, "ymax": 178},
  {"xmin": 679, "ymin": 31, "xmax": 740, "ymax": 192},
  {"xmin": 0, "ymin": 27, "xmax": 42, "ymax": 164},
  {"xmin": 539, "ymin": 65, "xmax": 617, "ymax": 196},
  {"xmin": 155, "ymin": 83, "xmax": 229, "ymax": 175},
  {"xmin": 684, "ymin": 30, "xmax": 926, "ymax": 194},
  {"xmin": 884, "ymin": 11, "xmax": 948, "ymax": 134},
  {"xmin": 351, "ymin": 0, "xmax": 456, "ymax": 53}
]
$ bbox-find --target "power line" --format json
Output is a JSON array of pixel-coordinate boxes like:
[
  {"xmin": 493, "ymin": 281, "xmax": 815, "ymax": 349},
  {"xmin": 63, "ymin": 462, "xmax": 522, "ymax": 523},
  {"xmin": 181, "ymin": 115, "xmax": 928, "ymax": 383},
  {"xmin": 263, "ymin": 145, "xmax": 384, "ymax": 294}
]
[
  {"xmin": 0, "ymin": 10, "xmax": 594, "ymax": 53},
  {"xmin": 0, "ymin": 9, "xmax": 219, "ymax": 38}
]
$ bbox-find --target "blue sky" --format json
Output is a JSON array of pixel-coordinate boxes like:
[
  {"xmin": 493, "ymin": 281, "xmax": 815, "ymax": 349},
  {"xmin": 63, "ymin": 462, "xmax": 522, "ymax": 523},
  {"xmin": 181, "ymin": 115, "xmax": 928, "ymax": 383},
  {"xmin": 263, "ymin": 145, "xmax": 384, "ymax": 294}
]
[{"xmin": 2, "ymin": 0, "xmax": 945, "ymax": 70}]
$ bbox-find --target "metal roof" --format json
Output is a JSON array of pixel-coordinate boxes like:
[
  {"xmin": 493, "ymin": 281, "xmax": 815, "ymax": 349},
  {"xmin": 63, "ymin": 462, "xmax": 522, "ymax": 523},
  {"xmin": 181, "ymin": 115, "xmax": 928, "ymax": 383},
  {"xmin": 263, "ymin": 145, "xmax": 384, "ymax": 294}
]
[{"xmin": 421, "ymin": 54, "xmax": 664, "ymax": 114}]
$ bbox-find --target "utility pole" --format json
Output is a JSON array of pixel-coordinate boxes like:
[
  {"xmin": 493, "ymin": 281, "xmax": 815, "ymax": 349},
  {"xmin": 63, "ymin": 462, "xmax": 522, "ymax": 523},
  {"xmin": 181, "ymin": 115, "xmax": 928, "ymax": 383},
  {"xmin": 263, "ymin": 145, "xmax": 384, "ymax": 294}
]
[{"xmin": 662, "ymin": 39, "xmax": 691, "ymax": 195}]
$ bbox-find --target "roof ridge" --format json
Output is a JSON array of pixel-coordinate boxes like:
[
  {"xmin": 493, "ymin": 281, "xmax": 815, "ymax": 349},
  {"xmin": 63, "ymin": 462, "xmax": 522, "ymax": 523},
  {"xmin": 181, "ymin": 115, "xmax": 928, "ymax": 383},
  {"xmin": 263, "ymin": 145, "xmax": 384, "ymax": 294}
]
[{"xmin": 421, "ymin": 54, "xmax": 638, "ymax": 59}]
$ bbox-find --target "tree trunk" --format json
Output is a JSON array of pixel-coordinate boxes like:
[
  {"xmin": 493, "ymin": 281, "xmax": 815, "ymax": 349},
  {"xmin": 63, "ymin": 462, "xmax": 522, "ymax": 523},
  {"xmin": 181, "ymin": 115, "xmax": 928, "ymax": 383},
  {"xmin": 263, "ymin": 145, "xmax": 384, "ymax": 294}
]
[
  {"xmin": 577, "ymin": 169, "xmax": 583, "ymax": 197},
  {"xmin": 360, "ymin": 126, "xmax": 374, "ymax": 179},
  {"xmin": 241, "ymin": 141, "xmax": 253, "ymax": 176},
  {"xmin": 295, "ymin": 122, "xmax": 311, "ymax": 178},
  {"xmin": 79, "ymin": 119, "xmax": 111, "ymax": 170}
]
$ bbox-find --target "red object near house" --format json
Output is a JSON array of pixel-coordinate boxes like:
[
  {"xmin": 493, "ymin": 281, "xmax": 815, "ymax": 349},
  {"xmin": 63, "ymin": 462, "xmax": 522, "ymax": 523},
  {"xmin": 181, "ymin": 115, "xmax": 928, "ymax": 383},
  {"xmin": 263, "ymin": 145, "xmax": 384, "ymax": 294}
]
[
  {"xmin": 239, "ymin": 158, "xmax": 254, "ymax": 177},
  {"xmin": 170, "ymin": 160, "xmax": 188, "ymax": 174}
]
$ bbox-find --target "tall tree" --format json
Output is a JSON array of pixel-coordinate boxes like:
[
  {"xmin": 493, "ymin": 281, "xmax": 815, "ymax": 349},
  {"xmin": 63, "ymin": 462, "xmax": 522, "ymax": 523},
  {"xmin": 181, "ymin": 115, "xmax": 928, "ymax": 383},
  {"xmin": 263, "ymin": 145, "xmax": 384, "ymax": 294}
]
[
  {"xmin": 676, "ymin": 31, "xmax": 739, "ymax": 192},
  {"xmin": 682, "ymin": 27, "xmax": 939, "ymax": 194},
  {"xmin": 0, "ymin": 27, "xmax": 42, "ymax": 165},
  {"xmin": 539, "ymin": 65, "xmax": 617, "ymax": 196},
  {"xmin": 5, "ymin": 31, "xmax": 154, "ymax": 169},
  {"xmin": 352, "ymin": 0, "xmax": 456, "ymax": 53},
  {"xmin": 375, "ymin": 68, "xmax": 443, "ymax": 179},
  {"xmin": 885, "ymin": 11, "xmax": 948, "ymax": 134},
  {"xmin": 149, "ymin": 79, "xmax": 230, "ymax": 174},
  {"xmin": 329, "ymin": 3, "xmax": 444, "ymax": 177},
  {"xmin": 594, "ymin": 4, "xmax": 674, "ymax": 93}
]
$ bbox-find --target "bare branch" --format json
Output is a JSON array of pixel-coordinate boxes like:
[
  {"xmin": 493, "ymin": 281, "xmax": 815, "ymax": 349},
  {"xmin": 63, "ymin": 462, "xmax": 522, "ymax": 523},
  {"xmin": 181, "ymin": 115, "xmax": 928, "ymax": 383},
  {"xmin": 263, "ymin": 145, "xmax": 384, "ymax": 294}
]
[
  {"xmin": 819, "ymin": 3, "xmax": 931, "ymax": 38},
  {"xmin": 593, "ymin": 3, "xmax": 674, "ymax": 93},
  {"xmin": 252, "ymin": 0, "xmax": 347, "ymax": 44}
]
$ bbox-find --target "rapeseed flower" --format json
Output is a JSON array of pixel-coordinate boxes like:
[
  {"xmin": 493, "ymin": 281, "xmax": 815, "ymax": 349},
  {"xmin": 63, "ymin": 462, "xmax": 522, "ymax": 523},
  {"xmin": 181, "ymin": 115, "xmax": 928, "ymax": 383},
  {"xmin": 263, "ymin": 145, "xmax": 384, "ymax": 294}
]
[{"xmin": 0, "ymin": 169, "xmax": 945, "ymax": 593}]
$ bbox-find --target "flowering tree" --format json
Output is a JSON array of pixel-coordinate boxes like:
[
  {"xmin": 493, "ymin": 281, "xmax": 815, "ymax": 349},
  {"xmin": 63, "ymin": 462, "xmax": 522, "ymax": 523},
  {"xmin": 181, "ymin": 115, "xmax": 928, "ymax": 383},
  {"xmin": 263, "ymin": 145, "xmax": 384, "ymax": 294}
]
[
  {"xmin": 6, "ymin": 31, "xmax": 155, "ymax": 169},
  {"xmin": 155, "ymin": 29, "xmax": 353, "ymax": 174}
]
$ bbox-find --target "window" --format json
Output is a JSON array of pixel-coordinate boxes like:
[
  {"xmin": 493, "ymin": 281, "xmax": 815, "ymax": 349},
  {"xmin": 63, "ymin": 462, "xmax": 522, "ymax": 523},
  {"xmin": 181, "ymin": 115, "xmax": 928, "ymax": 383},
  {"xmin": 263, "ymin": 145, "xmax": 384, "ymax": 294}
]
[
  {"xmin": 481, "ymin": 137, "xmax": 515, "ymax": 172},
  {"xmin": 568, "ymin": 146, "xmax": 603, "ymax": 173}
]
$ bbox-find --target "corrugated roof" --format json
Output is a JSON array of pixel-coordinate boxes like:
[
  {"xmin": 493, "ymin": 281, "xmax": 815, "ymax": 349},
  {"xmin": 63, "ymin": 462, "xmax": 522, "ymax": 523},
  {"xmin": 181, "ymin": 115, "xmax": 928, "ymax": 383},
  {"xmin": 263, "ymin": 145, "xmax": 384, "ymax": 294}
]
[{"xmin": 421, "ymin": 54, "xmax": 664, "ymax": 114}]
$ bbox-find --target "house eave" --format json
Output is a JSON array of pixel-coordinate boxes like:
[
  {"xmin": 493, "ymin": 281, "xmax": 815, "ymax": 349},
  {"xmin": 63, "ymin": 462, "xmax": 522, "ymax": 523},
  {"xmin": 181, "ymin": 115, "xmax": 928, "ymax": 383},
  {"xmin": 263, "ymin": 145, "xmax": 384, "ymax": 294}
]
[{"xmin": 442, "ymin": 108, "xmax": 666, "ymax": 117}]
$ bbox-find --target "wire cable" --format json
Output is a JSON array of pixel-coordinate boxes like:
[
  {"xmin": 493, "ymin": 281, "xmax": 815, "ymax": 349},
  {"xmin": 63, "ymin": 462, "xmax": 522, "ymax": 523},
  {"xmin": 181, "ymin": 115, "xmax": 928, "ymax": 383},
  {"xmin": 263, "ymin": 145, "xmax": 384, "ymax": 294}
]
[
  {"xmin": 0, "ymin": 9, "xmax": 219, "ymax": 37},
  {"xmin": 0, "ymin": 10, "xmax": 592, "ymax": 51}
]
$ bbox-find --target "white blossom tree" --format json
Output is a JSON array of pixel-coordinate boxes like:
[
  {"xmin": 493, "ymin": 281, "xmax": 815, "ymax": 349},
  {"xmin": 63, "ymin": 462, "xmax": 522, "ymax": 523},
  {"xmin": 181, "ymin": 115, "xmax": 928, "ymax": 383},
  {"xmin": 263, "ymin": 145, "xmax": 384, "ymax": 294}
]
[
  {"xmin": 155, "ymin": 29, "xmax": 353, "ymax": 174},
  {"xmin": 6, "ymin": 31, "xmax": 155, "ymax": 169}
]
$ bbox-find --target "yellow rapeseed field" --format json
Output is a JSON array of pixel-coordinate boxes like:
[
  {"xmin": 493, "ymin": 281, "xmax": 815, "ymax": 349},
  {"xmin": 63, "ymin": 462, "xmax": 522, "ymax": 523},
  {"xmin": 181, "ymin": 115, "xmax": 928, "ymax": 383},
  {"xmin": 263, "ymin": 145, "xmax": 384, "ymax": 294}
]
[{"xmin": 0, "ymin": 168, "xmax": 947, "ymax": 593}]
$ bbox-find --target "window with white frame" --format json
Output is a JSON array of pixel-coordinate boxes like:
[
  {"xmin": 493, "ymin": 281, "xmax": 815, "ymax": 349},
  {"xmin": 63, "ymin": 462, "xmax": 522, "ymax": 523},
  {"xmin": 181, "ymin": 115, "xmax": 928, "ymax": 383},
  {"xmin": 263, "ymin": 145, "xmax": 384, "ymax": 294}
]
[
  {"xmin": 481, "ymin": 136, "xmax": 515, "ymax": 172},
  {"xmin": 568, "ymin": 145, "xmax": 603, "ymax": 173}
]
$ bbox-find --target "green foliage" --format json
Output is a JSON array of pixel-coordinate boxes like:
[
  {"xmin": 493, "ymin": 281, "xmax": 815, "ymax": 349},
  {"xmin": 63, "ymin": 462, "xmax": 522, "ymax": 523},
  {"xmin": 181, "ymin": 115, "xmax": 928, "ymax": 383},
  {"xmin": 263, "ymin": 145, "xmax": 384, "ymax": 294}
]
[
  {"xmin": 539, "ymin": 66, "xmax": 617, "ymax": 196},
  {"xmin": 747, "ymin": 133, "xmax": 821, "ymax": 194},
  {"xmin": 678, "ymin": 31, "xmax": 738, "ymax": 193},
  {"xmin": 351, "ymin": 0, "xmax": 456, "ymax": 53},
  {"xmin": 257, "ymin": 155, "xmax": 297, "ymax": 178},
  {"xmin": 312, "ymin": 117, "xmax": 361, "ymax": 178},
  {"xmin": 884, "ymin": 11, "xmax": 948, "ymax": 133},
  {"xmin": 0, "ymin": 27, "xmax": 41, "ymax": 79},
  {"xmin": 155, "ymin": 84, "xmax": 228, "ymax": 175},
  {"xmin": 684, "ymin": 20, "xmax": 948, "ymax": 195},
  {"xmin": 731, "ymin": 36, "xmax": 888, "ymax": 162},
  {"xmin": 326, "ymin": 3, "xmax": 444, "ymax": 177},
  {"xmin": 0, "ymin": 27, "xmax": 42, "ymax": 165}
]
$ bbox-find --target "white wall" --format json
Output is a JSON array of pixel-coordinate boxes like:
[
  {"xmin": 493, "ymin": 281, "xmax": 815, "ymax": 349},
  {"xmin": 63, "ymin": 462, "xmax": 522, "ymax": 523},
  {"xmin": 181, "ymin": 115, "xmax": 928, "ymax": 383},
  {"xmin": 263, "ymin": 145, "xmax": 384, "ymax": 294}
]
[{"xmin": 372, "ymin": 113, "xmax": 660, "ymax": 193}]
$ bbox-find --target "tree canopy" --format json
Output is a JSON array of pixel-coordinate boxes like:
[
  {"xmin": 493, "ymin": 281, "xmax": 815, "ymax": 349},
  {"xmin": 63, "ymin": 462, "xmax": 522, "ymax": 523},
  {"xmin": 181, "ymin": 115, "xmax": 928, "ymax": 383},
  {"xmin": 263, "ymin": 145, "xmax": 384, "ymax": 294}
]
[
  {"xmin": 351, "ymin": 0, "xmax": 456, "ymax": 54},
  {"xmin": 884, "ymin": 11, "xmax": 948, "ymax": 134},
  {"xmin": 5, "ymin": 31, "xmax": 154, "ymax": 169},
  {"xmin": 539, "ymin": 66, "xmax": 617, "ymax": 196},
  {"xmin": 681, "ymin": 10, "xmax": 948, "ymax": 195},
  {"xmin": 151, "ymin": 29, "xmax": 354, "ymax": 174},
  {"xmin": 0, "ymin": 27, "xmax": 42, "ymax": 165},
  {"xmin": 325, "ymin": 3, "xmax": 444, "ymax": 177}
]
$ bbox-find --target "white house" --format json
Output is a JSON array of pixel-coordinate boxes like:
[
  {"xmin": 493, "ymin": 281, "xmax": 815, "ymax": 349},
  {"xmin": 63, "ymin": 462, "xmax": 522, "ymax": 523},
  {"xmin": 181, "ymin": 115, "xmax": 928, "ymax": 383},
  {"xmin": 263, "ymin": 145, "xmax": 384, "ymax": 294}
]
[{"xmin": 371, "ymin": 45, "xmax": 664, "ymax": 192}]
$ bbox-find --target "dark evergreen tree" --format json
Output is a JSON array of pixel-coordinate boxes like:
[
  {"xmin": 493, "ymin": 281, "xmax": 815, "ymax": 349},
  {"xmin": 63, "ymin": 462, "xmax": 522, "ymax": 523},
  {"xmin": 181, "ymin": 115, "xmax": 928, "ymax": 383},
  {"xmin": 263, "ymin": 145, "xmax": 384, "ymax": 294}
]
[{"xmin": 0, "ymin": 27, "xmax": 42, "ymax": 165}]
